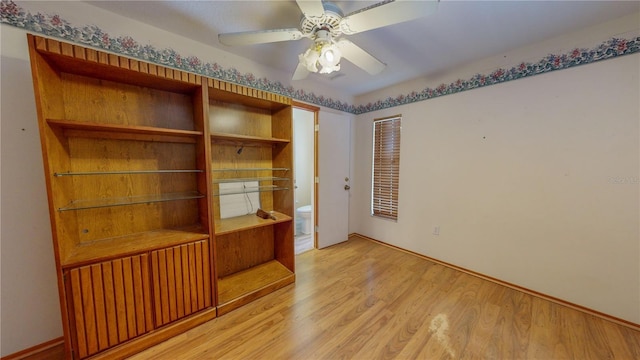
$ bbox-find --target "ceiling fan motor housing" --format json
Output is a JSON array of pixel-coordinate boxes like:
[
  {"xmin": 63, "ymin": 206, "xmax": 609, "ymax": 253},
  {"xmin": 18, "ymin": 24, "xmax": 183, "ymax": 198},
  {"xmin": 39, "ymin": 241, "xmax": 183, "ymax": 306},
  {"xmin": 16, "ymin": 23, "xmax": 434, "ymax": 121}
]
[{"xmin": 299, "ymin": 1, "xmax": 343, "ymax": 39}]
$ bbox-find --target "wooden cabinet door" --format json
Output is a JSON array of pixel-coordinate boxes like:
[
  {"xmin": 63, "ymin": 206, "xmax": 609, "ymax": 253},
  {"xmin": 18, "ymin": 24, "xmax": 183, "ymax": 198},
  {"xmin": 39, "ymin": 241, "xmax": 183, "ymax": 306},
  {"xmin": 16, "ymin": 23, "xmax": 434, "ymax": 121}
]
[
  {"xmin": 65, "ymin": 254, "xmax": 154, "ymax": 359},
  {"xmin": 151, "ymin": 240, "xmax": 212, "ymax": 327}
]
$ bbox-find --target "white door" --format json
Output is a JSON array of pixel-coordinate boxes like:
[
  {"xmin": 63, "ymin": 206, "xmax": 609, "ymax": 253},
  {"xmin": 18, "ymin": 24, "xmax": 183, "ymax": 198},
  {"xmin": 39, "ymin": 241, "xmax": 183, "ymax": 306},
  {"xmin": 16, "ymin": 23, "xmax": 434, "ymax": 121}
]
[{"xmin": 317, "ymin": 111, "xmax": 351, "ymax": 248}]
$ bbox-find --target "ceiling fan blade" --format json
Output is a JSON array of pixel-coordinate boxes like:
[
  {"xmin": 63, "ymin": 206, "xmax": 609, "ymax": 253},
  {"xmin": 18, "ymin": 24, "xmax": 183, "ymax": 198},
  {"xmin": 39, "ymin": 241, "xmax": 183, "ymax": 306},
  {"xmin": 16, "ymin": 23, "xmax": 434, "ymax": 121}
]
[
  {"xmin": 292, "ymin": 61, "xmax": 311, "ymax": 80},
  {"xmin": 340, "ymin": 0, "xmax": 439, "ymax": 35},
  {"xmin": 219, "ymin": 28, "xmax": 305, "ymax": 46},
  {"xmin": 336, "ymin": 39, "xmax": 385, "ymax": 75},
  {"xmin": 296, "ymin": 0, "xmax": 325, "ymax": 18}
]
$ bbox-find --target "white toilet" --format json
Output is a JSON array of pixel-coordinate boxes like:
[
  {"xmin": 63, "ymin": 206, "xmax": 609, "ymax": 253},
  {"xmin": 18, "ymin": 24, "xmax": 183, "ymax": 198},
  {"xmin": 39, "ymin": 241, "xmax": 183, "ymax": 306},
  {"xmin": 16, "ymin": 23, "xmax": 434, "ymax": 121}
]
[{"xmin": 296, "ymin": 205, "xmax": 313, "ymax": 235}]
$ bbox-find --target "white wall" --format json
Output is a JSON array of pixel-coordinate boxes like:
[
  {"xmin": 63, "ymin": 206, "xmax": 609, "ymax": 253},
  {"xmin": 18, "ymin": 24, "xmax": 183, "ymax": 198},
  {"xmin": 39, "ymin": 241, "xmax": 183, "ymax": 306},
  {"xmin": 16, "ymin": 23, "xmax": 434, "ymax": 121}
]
[
  {"xmin": 293, "ymin": 108, "xmax": 315, "ymax": 208},
  {"xmin": 350, "ymin": 52, "xmax": 640, "ymax": 323},
  {"xmin": 1, "ymin": 25, "xmax": 63, "ymax": 355}
]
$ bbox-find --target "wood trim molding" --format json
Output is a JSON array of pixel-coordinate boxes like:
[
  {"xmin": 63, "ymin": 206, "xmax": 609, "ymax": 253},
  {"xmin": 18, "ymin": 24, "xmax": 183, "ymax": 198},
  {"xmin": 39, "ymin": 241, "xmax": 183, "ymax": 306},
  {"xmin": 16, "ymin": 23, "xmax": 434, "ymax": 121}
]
[
  {"xmin": 1, "ymin": 337, "xmax": 64, "ymax": 360},
  {"xmin": 292, "ymin": 101, "xmax": 320, "ymax": 112},
  {"xmin": 292, "ymin": 101, "xmax": 320, "ymax": 249},
  {"xmin": 349, "ymin": 232, "xmax": 640, "ymax": 332}
]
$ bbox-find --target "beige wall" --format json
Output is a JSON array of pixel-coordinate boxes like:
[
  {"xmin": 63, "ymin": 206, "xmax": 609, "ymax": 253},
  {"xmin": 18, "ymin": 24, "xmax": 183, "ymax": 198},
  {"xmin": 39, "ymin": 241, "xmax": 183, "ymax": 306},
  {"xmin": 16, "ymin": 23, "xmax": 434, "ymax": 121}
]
[{"xmin": 350, "ymin": 53, "xmax": 640, "ymax": 323}]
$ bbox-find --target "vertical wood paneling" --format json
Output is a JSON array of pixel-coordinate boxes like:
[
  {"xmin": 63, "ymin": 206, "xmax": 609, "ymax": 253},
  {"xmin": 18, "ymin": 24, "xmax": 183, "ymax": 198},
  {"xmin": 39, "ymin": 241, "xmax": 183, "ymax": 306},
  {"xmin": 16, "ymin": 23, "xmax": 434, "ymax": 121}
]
[
  {"xmin": 120, "ymin": 58, "xmax": 130, "ymax": 70},
  {"xmin": 152, "ymin": 240, "xmax": 211, "ymax": 327},
  {"xmin": 121, "ymin": 257, "xmax": 137, "ymax": 338},
  {"xmin": 112, "ymin": 259, "xmax": 128, "ymax": 343},
  {"xmin": 90, "ymin": 264, "xmax": 109, "ymax": 351},
  {"xmin": 101, "ymin": 262, "xmax": 119, "ymax": 347},
  {"xmin": 202, "ymin": 240, "xmax": 212, "ymax": 308},
  {"xmin": 188, "ymin": 243, "xmax": 199, "ymax": 312},
  {"xmin": 130, "ymin": 59, "xmax": 140, "ymax": 72},
  {"xmin": 195, "ymin": 244, "xmax": 204, "ymax": 308},
  {"xmin": 73, "ymin": 46, "xmax": 86, "ymax": 60},
  {"xmin": 131, "ymin": 256, "xmax": 146, "ymax": 335},
  {"xmin": 157, "ymin": 250, "xmax": 170, "ymax": 325},
  {"xmin": 80, "ymin": 267, "xmax": 98, "ymax": 355},
  {"xmin": 166, "ymin": 248, "xmax": 178, "ymax": 321},
  {"xmin": 61, "ymin": 43, "xmax": 74, "ymax": 56},
  {"xmin": 174, "ymin": 248, "xmax": 185, "ymax": 318},
  {"xmin": 67, "ymin": 254, "xmax": 152, "ymax": 358},
  {"xmin": 108, "ymin": 54, "xmax": 119, "ymax": 67},
  {"xmin": 69, "ymin": 270, "xmax": 88, "ymax": 358},
  {"xmin": 181, "ymin": 245, "xmax": 192, "ymax": 315},
  {"xmin": 140, "ymin": 255, "xmax": 154, "ymax": 332},
  {"xmin": 98, "ymin": 52, "xmax": 109, "ymax": 65}
]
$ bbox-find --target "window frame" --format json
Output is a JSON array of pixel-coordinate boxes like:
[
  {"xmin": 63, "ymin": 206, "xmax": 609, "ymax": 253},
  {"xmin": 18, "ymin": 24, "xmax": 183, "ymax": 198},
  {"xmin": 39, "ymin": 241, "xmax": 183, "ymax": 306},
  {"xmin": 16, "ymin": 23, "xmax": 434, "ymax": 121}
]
[{"xmin": 371, "ymin": 115, "xmax": 401, "ymax": 221}]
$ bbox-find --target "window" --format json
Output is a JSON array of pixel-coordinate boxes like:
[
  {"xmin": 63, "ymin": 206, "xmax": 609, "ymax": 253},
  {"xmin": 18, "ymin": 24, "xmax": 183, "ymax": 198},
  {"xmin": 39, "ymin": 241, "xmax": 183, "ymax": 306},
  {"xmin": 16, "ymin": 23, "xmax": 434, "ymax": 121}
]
[{"xmin": 371, "ymin": 116, "xmax": 401, "ymax": 220}]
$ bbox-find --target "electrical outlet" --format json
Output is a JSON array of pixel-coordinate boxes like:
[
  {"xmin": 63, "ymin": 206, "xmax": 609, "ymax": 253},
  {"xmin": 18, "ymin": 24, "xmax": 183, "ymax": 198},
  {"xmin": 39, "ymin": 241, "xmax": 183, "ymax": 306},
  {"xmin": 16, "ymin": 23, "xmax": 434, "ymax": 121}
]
[{"xmin": 433, "ymin": 226, "xmax": 440, "ymax": 235}]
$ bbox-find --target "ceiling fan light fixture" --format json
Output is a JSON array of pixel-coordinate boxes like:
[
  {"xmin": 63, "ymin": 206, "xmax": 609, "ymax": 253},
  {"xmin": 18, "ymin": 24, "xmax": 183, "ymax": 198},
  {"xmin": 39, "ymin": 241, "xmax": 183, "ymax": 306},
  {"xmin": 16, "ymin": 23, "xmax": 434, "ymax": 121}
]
[
  {"xmin": 318, "ymin": 42, "xmax": 341, "ymax": 74},
  {"xmin": 299, "ymin": 47, "xmax": 320, "ymax": 72},
  {"xmin": 298, "ymin": 38, "xmax": 342, "ymax": 75}
]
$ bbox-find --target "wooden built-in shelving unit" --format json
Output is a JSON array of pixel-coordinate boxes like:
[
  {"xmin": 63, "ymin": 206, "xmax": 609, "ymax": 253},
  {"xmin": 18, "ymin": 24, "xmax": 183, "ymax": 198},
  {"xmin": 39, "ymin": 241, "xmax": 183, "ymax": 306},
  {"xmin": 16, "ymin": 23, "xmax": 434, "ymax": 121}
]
[
  {"xmin": 208, "ymin": 80, "xmax": 295, "ymax": 315},
  {"xmin": 27, "ymin": 34, "xmax": 295, "ymax": 359}
]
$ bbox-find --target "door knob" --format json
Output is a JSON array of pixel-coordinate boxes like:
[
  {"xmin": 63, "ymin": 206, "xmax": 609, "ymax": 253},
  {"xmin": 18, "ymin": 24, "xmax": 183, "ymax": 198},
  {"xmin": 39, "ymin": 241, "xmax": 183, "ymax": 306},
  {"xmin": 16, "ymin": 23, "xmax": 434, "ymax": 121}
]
[{"xmin": 344, "ymin": 185, "xmax": 351, "ymax": 190}]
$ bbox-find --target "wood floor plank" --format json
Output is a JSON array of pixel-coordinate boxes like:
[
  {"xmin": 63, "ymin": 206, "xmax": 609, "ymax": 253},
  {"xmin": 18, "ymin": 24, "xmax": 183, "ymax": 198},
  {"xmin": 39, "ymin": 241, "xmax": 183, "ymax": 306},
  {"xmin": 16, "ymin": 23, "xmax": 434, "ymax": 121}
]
[
  {"xmin": 125, "ymin": 237, "xmax": 639, "ymax": 360},
  {"xmin": 350, "ymin": 272, "xmax": 442, "ymax": 359}
]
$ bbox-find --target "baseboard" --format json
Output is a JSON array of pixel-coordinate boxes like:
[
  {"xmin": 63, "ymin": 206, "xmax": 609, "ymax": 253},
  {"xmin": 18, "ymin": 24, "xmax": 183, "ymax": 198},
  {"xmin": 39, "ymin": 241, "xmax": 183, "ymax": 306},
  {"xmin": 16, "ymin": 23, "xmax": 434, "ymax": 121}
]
[
  {"xmin": 349, "ymin": 232, "xmax": 640, "ymax": 332},
  {"xmin": 1, "ymin": 337, "xmax": 64, "ymax": 360}
]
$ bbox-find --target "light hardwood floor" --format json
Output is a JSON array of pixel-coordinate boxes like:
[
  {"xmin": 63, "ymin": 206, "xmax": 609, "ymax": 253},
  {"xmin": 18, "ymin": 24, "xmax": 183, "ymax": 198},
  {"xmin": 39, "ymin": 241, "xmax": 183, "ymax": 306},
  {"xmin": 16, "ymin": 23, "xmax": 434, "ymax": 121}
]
[{"xmin": 126, "ymin": 236, "xmax": 640, "ymax": 359}]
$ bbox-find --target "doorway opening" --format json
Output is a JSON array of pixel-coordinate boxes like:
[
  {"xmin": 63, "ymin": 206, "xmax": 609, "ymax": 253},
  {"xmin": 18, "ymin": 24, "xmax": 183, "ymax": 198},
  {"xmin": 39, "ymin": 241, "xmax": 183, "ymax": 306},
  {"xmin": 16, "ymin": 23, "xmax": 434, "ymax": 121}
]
[{"xmin": 293, "ymin": 104, "xmax": 318, "ymax": 254}]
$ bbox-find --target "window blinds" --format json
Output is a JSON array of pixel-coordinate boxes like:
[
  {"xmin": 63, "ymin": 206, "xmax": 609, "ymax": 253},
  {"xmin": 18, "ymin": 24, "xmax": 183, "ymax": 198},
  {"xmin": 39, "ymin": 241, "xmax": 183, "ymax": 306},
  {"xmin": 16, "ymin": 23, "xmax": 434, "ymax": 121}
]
[{"xmin": 371, "ymin": 116, "xmax": 401, "ymax": 220}]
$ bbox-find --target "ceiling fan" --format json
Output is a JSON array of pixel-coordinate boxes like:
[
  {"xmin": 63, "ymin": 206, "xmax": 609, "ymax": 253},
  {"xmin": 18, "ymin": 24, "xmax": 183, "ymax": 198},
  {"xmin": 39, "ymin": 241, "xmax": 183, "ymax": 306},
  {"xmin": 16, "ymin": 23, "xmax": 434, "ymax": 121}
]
[{"xmin": 218, "ymin": 0, "xmax": 439, "ymax": 80}]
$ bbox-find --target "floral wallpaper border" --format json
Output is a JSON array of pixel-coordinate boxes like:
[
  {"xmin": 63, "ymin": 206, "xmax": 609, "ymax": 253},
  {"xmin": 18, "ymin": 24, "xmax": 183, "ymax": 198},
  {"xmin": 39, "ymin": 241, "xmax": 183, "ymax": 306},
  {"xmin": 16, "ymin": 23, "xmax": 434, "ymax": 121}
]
[{"xmin": 2, "ymin": 0, "xmax": 639, "ymax": 115}]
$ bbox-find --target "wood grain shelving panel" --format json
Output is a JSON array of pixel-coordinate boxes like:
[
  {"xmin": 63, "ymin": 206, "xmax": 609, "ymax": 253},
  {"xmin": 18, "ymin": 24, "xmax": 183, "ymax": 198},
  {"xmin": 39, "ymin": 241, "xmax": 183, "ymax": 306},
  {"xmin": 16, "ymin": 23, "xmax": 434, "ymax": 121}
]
[
  {"xmin": 63, "ymin": 226, "xmax": 209, "ymax": 267},
  {"xmin": 217, "ymin": 260, "xmax": 294, "ymax": 306},
  {"xmin": 211, "ymin": 132, "xmax": 289, "ymax": 146},
  {"xmin": 48, "ymin": 119, "xmax": 202, "ymax": 143},
  {"xmin": 214, "ymin": 211, "xmax": 292, "ymax": 235}
]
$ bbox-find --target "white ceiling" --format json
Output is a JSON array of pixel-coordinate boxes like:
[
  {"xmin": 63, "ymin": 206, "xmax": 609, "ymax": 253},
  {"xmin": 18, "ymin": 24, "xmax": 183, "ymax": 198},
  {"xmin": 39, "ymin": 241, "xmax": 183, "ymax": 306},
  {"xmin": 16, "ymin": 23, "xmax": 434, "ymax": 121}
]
[{"xmin": 84, "ymin": 1, "xmax": 639, "ymax": 96}]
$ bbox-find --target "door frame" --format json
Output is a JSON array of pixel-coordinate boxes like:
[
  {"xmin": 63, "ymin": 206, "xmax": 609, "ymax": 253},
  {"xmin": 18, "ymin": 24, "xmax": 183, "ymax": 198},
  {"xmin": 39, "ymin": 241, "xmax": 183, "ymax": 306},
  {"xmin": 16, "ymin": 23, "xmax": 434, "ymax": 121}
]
[{"xmin": 292, "ymin": 101, "xmax": 320, "ymax": 248}]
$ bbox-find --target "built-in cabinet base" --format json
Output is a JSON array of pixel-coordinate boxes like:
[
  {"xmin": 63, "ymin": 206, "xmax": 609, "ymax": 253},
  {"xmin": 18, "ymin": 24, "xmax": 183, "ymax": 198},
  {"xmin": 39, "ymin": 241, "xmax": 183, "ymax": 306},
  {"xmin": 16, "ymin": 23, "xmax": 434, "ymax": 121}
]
[{"xmin": 217, "ymin": 261, "xmax": 295, "ymax": 315}]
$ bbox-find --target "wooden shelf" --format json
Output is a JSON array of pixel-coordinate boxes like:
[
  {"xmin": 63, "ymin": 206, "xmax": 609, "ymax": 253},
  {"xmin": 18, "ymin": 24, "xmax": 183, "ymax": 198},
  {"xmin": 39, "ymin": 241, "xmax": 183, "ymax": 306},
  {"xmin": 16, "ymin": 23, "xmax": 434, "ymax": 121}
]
[
  {"xmin": 36, "ymin": 38, "xmax": 200, "ymax": 94},
  {"xmin": 62, "ymin": 225, "xmax": 209, "ymax": 267},
  {"xmin": 211, "ymin": 132, "xmax": 290, "ymax": 146},
  {"xmin": 55, "ymin": 169, "xmax": 203, "ymax": 177},
  {"xmin": 217, "ymin": 260, "xmax": 295, "ymax": 314},
  {"xmin": 214, "ymin": 211, "xmax": 292, "ymax": 235},
  {"xmin": 48, "ymin": 119, "xmax": 202, "ymax": 143}
]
